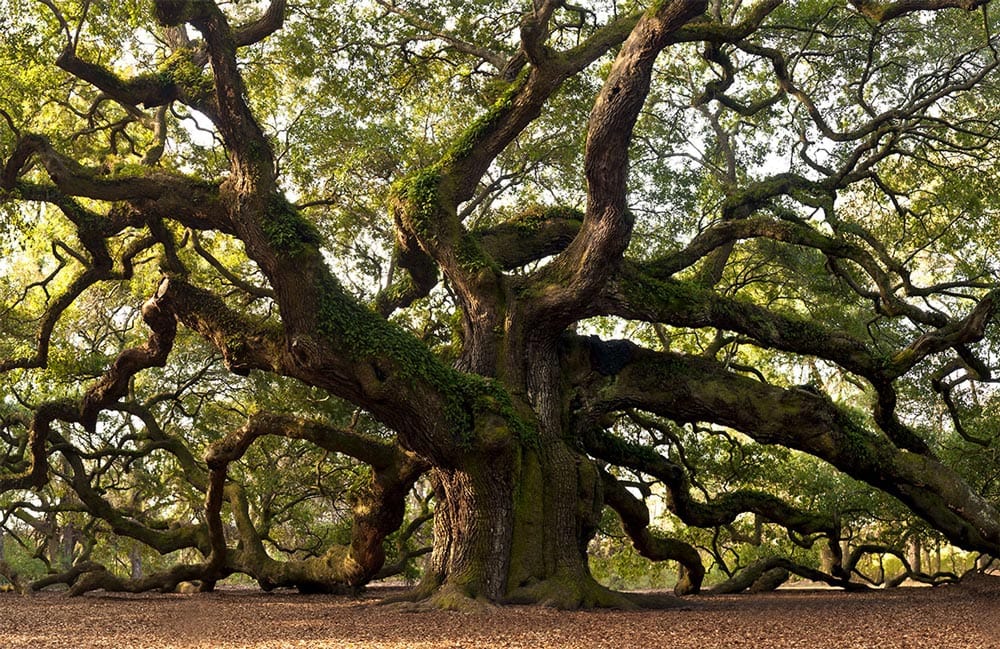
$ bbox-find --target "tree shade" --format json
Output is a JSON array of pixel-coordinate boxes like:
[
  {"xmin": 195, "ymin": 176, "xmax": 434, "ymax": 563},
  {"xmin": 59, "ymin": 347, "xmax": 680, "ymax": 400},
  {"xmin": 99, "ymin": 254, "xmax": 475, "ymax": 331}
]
[{"xmin": 0, "ymin": 0, "xmax": 998, "ymax": 607}]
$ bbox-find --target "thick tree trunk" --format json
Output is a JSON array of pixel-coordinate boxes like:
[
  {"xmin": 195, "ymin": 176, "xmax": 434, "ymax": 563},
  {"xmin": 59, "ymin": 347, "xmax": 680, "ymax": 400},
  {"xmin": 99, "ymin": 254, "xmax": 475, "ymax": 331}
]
[
  {"xmin": 413, "ymin": 442, "xmax": 631, "ymax": 609},
  {"xmin": 409, "ymin": 330, "xmax": 633, "ymax": 609},
  {"xmin": 420, "ymin": 459, "xmax": 516, "ymax": 603},
  {"xmin": 504, "ymin": 443, "xmax": 625, "ymax": 608}
]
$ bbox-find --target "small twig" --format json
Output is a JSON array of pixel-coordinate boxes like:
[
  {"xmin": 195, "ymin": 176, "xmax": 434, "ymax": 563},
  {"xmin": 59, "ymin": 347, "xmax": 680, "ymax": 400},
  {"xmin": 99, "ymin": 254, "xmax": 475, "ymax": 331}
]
[{"xmin": 36, "ymin": 0, "xmax": 73, "ymax": 48}]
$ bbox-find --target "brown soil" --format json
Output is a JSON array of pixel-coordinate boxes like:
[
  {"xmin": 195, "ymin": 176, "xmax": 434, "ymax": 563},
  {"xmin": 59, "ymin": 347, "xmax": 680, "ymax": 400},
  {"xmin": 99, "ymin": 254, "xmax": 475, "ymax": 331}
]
[{"xmin": 2, "ymin": 576, "xmax": 999, "ymax": 648}]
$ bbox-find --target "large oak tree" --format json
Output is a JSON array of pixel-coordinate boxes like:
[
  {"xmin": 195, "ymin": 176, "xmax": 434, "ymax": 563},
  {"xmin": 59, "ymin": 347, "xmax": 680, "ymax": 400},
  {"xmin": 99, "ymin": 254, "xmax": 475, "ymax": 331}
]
[{"xmin": 1, "ymin": 0, "xmax": 999, "ymax": 607}]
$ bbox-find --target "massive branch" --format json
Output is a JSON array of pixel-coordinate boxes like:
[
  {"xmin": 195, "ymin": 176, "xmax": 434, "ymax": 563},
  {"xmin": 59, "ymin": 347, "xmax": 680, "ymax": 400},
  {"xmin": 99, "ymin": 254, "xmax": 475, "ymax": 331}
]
[
  {"xmin": 564, "ymin": 336, "xmax": 1000, "ymax": 554},
  {"xmin": 525, "ymin": 0, "xmax": 709, "ymax": 327}
]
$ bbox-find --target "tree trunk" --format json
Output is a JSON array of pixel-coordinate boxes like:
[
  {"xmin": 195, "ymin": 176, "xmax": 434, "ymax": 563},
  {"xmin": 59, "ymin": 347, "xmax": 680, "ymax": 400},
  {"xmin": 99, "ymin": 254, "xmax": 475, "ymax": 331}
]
[
  {"xmin": 408, "ymin": 332, "xmax": 632, "ymax": 609},
  {"xmin": 820, "ymin": 542, "xmax": 841, "ymax": 575},
  {"xmin": 60, "ymin": 522, "xmax": 77, "ymax": 570},
  {"xmin": 505, "ymin": 443, "xmax": 613, "ymax": 605},
  {"xmin": 417, "ymin": 458, "xmax": 516, "ymax": 604},
  {"xmin": 130, "ymin": 547, "xmax": 143, "ymax": 581},
  {"xmin": 909, "ymin": 537, "xmax": 922, "ymax": 575},
  {"xmin": 413, "ymin": 441, "xmax": 631, "ymax": 609}
]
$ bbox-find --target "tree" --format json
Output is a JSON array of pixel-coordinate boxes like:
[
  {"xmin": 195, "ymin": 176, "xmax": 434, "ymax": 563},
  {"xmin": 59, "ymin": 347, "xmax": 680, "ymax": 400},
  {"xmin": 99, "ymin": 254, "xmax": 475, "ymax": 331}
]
[{"xmin": 1, "ymin": 0, "xmax": 999, "ymax": 609}]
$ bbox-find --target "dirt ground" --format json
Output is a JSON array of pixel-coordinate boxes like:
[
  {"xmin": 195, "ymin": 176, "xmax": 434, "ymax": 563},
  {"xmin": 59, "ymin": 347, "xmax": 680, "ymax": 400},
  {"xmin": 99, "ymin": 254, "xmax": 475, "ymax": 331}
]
[{"xmin": 1, "ymin": 577, "xmax": 999, "ymax": 648}]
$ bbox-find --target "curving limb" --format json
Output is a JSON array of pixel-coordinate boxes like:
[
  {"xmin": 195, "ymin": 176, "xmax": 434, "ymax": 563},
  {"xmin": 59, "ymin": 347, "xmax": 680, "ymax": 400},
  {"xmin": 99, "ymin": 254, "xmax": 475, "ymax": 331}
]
[
  {"xmin": 600, "ymin": 470, "xmax": 706, "ymax": 595},
  {"xmin": 707, "ymin": 556, "xmax": 870, "ymax": 594},
  {"xmin": 474, "ymin": 206, "xmax": 584, "ymax": 270},
  {"xmin": 849, "ymin": 0, "xmax": 988, "ymax": 22},
  {"xmin": 564, "ymin": 335, "xmax": 1000, "ymax": 554},
  {"xmin": 524, "ymin": 0, "xmax": 710, "ymax": 329},
  {"xmin": 203, "ymin": 412, "xmax": 428, "ymax": 592}
]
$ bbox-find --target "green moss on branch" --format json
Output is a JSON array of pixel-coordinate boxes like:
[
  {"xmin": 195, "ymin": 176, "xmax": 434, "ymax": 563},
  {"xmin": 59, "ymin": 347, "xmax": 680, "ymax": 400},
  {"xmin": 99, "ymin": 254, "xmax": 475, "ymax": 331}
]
[
  {"xmin": 261, "ymin": 194, "xmax": 321, "ymax": 255},
  {"xmin": 314, "ymin": 275, "xmax": 533, "ymax": 450}
]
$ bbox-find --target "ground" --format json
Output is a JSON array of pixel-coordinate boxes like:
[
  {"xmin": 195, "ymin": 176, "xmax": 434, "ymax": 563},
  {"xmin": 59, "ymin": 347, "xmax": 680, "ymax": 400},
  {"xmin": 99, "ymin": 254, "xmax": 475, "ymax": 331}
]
[{"xmin": 2, "ymin": 578, "xmax": 999, "ymax": 648}]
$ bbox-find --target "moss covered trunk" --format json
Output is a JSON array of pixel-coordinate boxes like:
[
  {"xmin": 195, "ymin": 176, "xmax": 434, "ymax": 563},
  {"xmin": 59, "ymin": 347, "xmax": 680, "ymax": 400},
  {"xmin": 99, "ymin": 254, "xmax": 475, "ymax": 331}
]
[
  {"xmin": 412, "ymin": 328, "xmax": 628, "ymax": 609},
  {"xmin": 417, "ymin": 441, "xmax": 620, "ymax": 608}
]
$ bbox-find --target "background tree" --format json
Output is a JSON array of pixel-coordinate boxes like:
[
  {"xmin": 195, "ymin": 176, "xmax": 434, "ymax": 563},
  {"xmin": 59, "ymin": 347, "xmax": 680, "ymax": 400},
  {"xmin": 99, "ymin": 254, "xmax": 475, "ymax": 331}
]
[{"xmin": 1, "ymin": 0, "xmax": 999, "ymax": 608}]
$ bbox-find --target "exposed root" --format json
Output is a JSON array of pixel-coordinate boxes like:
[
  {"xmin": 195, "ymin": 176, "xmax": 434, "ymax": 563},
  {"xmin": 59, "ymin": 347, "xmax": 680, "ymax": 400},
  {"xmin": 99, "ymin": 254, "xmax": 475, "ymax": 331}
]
[
  {"xmin": 506, "ymin": 571, "xmax": 657, "ymax": 610},
  {"xmin": 383, "ymin": 569, "xmax": 690, "ymax": 610},
  {"xmin": 380, "ymin": 581, "xmax": 497, "ymax": 613}
]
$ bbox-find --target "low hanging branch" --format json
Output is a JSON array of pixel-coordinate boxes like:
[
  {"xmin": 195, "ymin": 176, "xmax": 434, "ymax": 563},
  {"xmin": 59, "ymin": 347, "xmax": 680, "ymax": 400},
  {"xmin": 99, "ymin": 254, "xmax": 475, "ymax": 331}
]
[
  {"xmin": 203, "ymin": 412, "xmax": 429, "ymax": 592},
  {"xmin": 600, "ymin": 470, "xmax": 706, "ymax": 595},
  {"xmin": 566, "ymin": 335, "xmax": 1000, "ymax": 554},
  {"xmin": 58, "ymin": 411, "xmax": 432, "ymax": 597},
  {"xmin": 707, "ymin": 557, "xmax": 870, "ymax": 594}
]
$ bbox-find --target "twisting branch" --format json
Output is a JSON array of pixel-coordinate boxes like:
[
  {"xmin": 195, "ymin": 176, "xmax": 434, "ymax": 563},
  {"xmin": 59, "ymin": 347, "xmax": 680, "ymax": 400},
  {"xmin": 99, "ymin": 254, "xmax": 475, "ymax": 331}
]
[
  {"xmin": 931, "ymin": 362, "xmax": 994, "ymax": 447},
  {"xmin": 525, "ymin": 0, "xmax": 709, "ymax": 328},
  {"xmin": 55, "ymin": 49, "xmax": 186, "ymax": 110},
  {"xmin": 887, "ymin": 291, "xmax": 998, "ymax": 377},
  {"xmin": 474, "ymin": 206, "xmax": 583, "ymax": 270},
  {"xmin": 189, "ymin": 231, "xmax": 275, "ymax": 299},
  {"xmin": 175, "ymin": 1, "xmax": 275, "ymax": 181},
  {"xmin": 563, "ymin": 335, "xmax": 1000, "ymax": 554},
  {"xmin": 707, "ymin": 556, "xmax": 870, "ymax": 593},
  {"xmin": 203, "ymin": 412, "xmax": 428, "ymax": 591},
  {"xmin": 157, "ymin": 276, "xmax": 283, "ymax": 375},
  {"xmin": 582, "ymin": 422, "xmax": 840, "ymax": 556},
  {"xmin": 0, "ymin": 400, "xmax": 74, "ymax": 493},
  {"xmin": 850, "ymin": 0, "xmax": 988, "ymax": 22},
  {"xmin": 3, "ymin": 135, "xmax": 229, "ymax": 234},
  {"xmin": 845, "ymin": 543, "xmax": 959, "ymax": 587},
  {"xmin": 596, "ymin": 264, "xmax": 881, "ymax": 379},
  {"xmin": 79, "ymin": 282, "xmax": 178, "ymax": 432},
  {"xmin": 234, "ymin": 0, "xmax": 287, "ymax": 47},
  {"xmin": 600, "ymin": 470, "xmax": 706, "ymax": 595},
  {"xmin": 36, "ymin": 0, "xmax": 74, "ymax": 49}
]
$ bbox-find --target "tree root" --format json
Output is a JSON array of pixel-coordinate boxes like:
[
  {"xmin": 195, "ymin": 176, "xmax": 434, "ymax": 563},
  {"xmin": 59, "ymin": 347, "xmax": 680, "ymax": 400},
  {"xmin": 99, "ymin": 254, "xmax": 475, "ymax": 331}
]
[
  {"xmin": 505, "ymin": 575, "xmax": 641, "ymax": 610},
  {"xmin": 384, "ymin": 568, "xmax": 691, "ymax": 610},
  {"xmin": 380, "ymin": 580, "xmax": 498, "ymax": 613}
]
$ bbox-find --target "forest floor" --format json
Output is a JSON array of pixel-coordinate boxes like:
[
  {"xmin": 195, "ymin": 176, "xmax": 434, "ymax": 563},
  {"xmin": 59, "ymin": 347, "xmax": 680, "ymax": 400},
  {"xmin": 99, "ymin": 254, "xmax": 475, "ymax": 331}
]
[{"xmin": 1, "ymin": 575, "xmax": 999, "ymax": 648}]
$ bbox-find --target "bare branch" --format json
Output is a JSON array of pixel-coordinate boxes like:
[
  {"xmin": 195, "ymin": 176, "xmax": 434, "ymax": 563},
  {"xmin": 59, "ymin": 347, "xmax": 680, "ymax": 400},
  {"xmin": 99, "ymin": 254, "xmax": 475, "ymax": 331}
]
[{"xmin": 375, "ymin": 0, "xmax": 508, "ymax": 69}]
